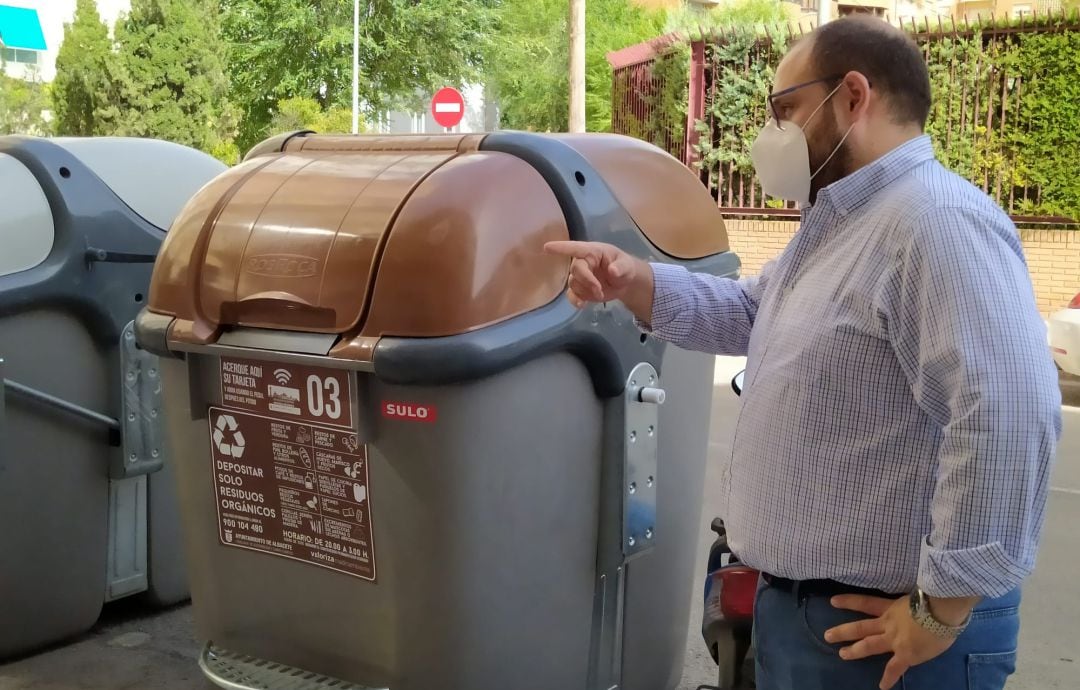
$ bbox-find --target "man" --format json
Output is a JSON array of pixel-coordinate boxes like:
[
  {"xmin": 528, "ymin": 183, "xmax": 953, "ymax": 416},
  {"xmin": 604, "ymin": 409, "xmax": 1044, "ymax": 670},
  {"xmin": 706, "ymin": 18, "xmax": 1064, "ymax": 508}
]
[{"xmin": 547, "ymin": 15, "xmax": 1061, "ymax": 690}]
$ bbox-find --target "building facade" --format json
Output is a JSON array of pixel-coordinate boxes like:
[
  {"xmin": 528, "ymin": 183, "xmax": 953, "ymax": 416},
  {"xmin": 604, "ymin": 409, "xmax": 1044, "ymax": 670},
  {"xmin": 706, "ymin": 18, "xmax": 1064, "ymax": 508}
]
[{"xmin": 0, "ymin": 0, "xmax": 128, "ymax": 82}]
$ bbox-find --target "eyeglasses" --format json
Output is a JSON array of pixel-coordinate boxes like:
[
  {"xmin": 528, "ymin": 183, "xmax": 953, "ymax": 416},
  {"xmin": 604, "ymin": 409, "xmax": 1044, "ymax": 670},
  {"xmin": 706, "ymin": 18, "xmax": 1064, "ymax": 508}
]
[{"xmin": 767, "ymin": 74, "xmax": 845, "ymax": 131}]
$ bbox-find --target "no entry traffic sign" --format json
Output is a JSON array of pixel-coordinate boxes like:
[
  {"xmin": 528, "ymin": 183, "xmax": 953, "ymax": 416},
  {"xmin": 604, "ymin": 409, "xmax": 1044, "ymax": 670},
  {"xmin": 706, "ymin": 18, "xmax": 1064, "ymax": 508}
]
[{"xmin": 431, "ymin": 87, "xmax": 465, "ymax": 129}]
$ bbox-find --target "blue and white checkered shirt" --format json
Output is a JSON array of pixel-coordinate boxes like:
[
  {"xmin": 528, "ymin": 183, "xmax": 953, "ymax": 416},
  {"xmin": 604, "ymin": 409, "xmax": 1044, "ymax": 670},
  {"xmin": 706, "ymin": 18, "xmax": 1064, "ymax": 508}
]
[{"xmin": 645, "ymin": 135, "xmax": 1062, "ymax": 598}]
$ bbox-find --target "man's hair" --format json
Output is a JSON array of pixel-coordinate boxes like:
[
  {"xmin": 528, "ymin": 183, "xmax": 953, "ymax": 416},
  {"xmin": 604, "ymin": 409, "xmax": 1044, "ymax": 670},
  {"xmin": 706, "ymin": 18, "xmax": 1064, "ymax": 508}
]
[{"xmin": 809, "ymin": 16, "xmax": 932, "ymax": 129}]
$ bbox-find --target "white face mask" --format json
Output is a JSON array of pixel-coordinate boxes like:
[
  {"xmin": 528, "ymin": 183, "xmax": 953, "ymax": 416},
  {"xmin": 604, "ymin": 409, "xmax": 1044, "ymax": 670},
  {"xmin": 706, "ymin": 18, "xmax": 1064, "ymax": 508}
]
[{"xmin": 750, "ymin": 83, "xmax": 855, "ymax": 206}]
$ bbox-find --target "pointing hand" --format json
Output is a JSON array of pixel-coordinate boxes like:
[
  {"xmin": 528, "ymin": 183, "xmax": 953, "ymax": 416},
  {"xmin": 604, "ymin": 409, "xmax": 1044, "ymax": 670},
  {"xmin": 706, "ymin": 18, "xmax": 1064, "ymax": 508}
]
[{"xmin": 544, "ymin": 241, "xmax": 653, "ymax": 319}]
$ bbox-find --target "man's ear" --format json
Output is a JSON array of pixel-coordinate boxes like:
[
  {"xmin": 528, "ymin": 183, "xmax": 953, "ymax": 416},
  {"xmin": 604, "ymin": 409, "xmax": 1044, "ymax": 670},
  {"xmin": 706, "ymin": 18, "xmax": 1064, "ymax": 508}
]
[{"xmin": 842, "ymin": 71, "xmax": 872, "ymax": 117}]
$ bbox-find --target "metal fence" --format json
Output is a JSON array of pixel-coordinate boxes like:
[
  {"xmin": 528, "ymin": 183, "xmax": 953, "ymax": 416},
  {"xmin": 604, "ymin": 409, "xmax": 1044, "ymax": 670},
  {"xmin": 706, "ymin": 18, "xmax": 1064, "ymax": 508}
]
[
  {"xmin": 610, "ymin": 33, "xmax": 687, "ymax": 163},
  {"xmin": 608, "ymin": 11, "xmax": 1080, "ymax": 224},
  {"xmin": 907, "ymin": 12, "xmax": 1079, "ymax": 224},
  {"xmin": 690, "ymin": 27, "xmax": 790, "ymax": 216}
]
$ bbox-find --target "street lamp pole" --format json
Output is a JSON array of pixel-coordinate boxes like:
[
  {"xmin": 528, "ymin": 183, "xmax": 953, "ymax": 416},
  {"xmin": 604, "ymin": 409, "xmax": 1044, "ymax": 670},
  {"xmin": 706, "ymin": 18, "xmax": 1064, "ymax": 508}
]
[
  {"xmin": 818, "ymin": 0, "xmax": 831, "ymax": 28},
  {"xmin": 352, "ymin": 0, "xmax": 360, "ymax": 134},
  {"xmin": 569, "ymin": 0, "xmax": 585, "ymax": 133}
]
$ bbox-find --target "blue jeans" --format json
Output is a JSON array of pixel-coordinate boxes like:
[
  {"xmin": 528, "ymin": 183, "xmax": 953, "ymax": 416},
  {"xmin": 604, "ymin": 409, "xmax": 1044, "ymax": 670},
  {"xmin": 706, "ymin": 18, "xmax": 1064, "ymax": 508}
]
[{"xmin": 753, "ymin": 579, "xmax": 1021, "ymax": 690}]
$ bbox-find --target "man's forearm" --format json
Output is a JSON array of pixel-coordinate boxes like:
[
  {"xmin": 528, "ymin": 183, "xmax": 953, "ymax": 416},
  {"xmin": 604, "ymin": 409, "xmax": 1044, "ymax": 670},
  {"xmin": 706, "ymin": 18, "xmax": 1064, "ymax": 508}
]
[
  {"xmin": 620, "ymin": 258, "xmax": 655, "ymax": 324},
  {"xmin": 630, "ymin": 263, "xmax": 764, "ymax": 355}
]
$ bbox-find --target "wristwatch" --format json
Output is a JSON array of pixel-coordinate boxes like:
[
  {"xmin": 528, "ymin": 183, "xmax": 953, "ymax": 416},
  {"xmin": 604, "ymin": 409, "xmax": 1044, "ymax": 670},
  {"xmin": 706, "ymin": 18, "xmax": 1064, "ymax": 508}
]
[{"xmin": 909, "ymin": 587, "xmax": 971, "ymax": 639}]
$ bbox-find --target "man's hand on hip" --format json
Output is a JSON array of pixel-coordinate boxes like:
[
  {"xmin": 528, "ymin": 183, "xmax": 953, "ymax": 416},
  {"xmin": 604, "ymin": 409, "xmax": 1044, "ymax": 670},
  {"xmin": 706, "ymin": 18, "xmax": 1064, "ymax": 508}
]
[
  {"xmin": 544, "ymin": 241, "xmax": 654, "ymax": 323},
  {"xmin": 824, "ymin": 594, "xmax": 969, "ymax": 690}
]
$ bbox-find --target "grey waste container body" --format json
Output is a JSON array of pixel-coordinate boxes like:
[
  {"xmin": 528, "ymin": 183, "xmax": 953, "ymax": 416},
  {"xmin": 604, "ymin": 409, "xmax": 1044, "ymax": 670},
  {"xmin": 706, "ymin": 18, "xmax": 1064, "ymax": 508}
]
[
  {"xmin": 137, "ymin": 131, "xmax": 740, "ymax": 690},
  {"xmin": 0, "ymin": 136, "xmax": 226, "ymax": 658}
]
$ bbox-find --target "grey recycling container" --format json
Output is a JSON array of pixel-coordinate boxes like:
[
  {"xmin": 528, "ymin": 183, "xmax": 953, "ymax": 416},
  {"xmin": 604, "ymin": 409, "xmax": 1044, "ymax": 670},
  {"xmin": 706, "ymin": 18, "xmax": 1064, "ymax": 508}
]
[
  {"xmin": 0, "ymin": 136, "xmax": 226, "ymax": 658},
  {"xmin": 136, "ymin": 131, "xmax": 740, "ymax": 690}
]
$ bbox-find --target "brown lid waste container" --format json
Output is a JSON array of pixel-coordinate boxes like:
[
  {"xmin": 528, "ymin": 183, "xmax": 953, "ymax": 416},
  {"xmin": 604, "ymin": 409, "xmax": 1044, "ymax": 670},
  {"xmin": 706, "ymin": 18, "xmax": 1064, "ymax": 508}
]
[{"xmin": 137, "ymin": 131, "xmax": 739, "ymax": 690}]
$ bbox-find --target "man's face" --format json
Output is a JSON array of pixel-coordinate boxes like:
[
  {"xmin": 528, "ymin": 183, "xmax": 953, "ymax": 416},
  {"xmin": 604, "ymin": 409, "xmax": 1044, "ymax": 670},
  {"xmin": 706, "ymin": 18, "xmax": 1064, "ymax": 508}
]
[{"xmin": 770, "ymin": 41, "xmax": 852, "ymax": 201}]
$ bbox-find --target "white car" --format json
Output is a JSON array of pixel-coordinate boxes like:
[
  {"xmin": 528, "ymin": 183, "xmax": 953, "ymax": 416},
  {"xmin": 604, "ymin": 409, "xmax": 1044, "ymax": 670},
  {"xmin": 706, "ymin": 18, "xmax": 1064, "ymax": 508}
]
[{"xmin": 1049, "ymin": 291, "xmax": 1080, "ymax": 376}]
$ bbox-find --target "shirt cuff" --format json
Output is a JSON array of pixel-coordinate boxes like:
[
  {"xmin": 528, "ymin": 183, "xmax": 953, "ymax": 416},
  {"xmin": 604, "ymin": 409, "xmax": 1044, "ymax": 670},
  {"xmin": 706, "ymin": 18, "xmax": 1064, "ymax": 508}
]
[
  {"xmin": 634, "ymin": 262, "xmax": 692, "ymax": 334},
  {"xmin": 917, "ymin": 535, "xmax": 1029, "ymax": 599}
]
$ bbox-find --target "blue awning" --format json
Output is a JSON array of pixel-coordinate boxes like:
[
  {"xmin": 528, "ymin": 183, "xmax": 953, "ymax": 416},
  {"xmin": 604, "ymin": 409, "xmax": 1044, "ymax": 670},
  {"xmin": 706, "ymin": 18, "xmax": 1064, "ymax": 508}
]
[{"xmin": 0, "ymin": 5, "xmax": 46, "ymax": 51}]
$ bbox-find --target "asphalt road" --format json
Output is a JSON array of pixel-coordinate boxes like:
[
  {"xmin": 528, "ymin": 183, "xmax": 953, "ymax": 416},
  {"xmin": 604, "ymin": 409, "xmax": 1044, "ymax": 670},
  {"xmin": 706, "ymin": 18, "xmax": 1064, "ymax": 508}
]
[{"xmin": 1, "ymin": 357, "xmax": 1077, "ymax": 690}]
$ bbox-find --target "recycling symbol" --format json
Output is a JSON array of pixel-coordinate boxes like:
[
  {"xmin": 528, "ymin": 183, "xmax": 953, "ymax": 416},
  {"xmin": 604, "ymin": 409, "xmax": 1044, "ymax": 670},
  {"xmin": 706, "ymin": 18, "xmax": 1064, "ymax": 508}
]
[{"xmin": 213, "ymin": 414, "xmax": 246, "ymax": 458}]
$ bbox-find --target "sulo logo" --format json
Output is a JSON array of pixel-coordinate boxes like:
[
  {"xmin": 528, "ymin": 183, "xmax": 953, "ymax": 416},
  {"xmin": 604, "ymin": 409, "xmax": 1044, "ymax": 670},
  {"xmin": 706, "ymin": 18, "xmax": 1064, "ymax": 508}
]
[
  {"xmin": 382, "ymin": 401, "xmax": 437, "ymax": 423},
  {"xmin": 245, "ymin": 254, "xmax": 320, "ymax": 278}
]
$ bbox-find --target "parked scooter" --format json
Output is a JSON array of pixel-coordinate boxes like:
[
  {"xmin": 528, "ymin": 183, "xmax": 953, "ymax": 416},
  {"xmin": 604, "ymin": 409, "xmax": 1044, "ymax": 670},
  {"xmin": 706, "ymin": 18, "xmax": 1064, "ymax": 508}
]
[{"xmin": 699, "ymin": 369, "xmax": 758, "ymax": 690}]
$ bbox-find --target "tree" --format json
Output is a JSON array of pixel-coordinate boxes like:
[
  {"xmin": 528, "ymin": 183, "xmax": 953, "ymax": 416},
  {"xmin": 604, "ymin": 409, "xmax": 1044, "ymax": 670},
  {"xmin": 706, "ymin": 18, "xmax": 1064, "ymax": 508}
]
[
  {"xmin": 102, "ymin": 0, "xmax": 236, "ymax": 158},
  {"xmin": 584, "ymin": 0, "xmax": 671, "ymax": 132},
  {"xmin": 269, "ymin": 96, "xmax": 361, "ymax": 136},
  {"xmin": 51, "ymin": 0, "xmax": 113, "ymax": 136},
  {"xmin": 664, "ymin": 0, "xmax": 790, "ymax": 37},
  {"xmin": 0, "ymin": 68, "xmax": 49, "ymax": 135},
  {"xmin": 222, "ymin": 0, "xmax": 494, "ymax": 152},
  {"xmin": 485, "ymin": 0, "xmax": 666, "ymax": 133},
  {"xmin": 483, "ymin": 0, "xmax": 567, "ymax": 132}
]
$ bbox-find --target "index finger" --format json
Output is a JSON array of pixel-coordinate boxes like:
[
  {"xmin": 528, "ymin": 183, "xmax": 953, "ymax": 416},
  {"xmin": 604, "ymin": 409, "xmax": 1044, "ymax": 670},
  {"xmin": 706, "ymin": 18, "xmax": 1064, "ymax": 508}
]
[
  {"xmin": 830, "ymin": 594, "xmax": 895, "ymax": 618},
  {"xmin": 544, "ymin": 241, "xmax": 596, "ymax": 260}
]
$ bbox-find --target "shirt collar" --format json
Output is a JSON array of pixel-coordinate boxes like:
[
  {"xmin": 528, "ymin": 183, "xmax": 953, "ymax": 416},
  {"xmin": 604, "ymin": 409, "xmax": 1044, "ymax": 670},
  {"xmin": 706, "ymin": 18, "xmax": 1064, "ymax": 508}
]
[{"xmin": 814, "ymin": 135, "xmax": 936, "ymax": 216}]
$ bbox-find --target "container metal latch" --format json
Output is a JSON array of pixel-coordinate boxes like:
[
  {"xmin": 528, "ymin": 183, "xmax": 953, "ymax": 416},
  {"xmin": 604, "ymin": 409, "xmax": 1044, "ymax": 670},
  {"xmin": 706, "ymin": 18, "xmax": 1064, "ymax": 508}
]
[
  {"xmin": 116, "ymin": 321, "xmax": 167, "ymax": 478},
  {"xmin": 623, "ymin": 362, "xmax": 663, "ymax": 559}
]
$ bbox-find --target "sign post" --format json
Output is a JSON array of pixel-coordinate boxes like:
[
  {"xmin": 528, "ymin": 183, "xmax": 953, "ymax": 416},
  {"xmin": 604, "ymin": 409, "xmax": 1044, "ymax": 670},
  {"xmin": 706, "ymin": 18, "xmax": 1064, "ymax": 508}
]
[{"xmin": 431, "ymin": 87, "xmax": 465, "ymax": 131}]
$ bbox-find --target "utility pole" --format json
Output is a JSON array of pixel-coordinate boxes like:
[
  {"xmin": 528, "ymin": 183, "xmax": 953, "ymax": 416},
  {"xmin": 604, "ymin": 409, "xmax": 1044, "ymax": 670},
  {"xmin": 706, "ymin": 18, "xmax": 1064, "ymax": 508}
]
[
  {"xmin": 352, "ymin": 0, "xmax": 360, "ymax": 134},
  {"xmin": 569, "ymin": 0, "xmax": 585, "ymax": 133},
  {"xmin": 817, "ymin": 0, "xmax": 831, "ymax": 27}
]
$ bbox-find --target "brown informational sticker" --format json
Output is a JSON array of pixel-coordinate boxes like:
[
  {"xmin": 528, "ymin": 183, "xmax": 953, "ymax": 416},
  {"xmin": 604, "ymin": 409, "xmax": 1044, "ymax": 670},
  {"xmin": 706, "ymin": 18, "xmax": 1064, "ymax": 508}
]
[
  {"xmin": 219, "ymin": 357, "xmax": 354, "ymax": 430},
  {"xmin": 208, "ymin": 406, "xmax": 376, "ymax": 581}
]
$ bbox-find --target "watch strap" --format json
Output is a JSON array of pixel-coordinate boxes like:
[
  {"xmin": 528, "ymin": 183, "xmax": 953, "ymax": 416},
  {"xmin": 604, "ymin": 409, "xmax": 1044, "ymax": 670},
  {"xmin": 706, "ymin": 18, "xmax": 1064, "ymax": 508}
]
[{"xmin": 910, "ymin": 588, "xmax": 970, "ymax": 639}]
